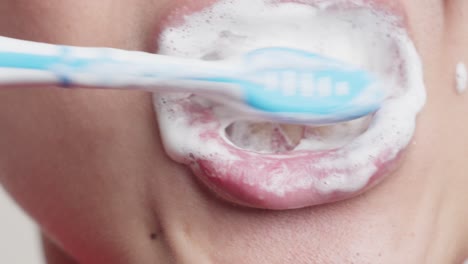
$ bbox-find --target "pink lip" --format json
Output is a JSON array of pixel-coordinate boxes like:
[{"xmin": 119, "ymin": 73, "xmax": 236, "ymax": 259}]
[
  {"xmin": 156, "ymin": 0, "xmax": 414, "ymax": 210},
  {"xmin": 196, "ymin": 152, "xmax": 404, "ymax": 209},
  {"xmin": 169, "ymin": 94, "xmax": 405, "ymax": 209}
]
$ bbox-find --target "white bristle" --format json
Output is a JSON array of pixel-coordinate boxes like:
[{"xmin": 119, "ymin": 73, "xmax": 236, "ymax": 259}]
[
  {"xmin": 335, "ymin": 82, "xmax": 350, "ymax": 96},
  {"xmin": 264, "ymin": 72, "xmax": 279, "ymax": 91},
  {"xmin": 317, "ymin": 77, "xmax": 332, "ymax": 97},
  {"xmin": 282, "ymin": 71, "xmax": 297, "ymax": 96},
  {"xmin": 300, "ymin": 74, "xmax": 315, "ymax": 97}
]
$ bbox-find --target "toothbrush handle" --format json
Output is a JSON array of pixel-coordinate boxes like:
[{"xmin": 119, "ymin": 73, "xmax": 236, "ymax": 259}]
[{"xmin": 0, "ymin": 36, "xmax": 233, "ymax": 92}]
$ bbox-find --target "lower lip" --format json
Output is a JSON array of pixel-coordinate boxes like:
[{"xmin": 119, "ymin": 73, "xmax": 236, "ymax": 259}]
[{"xmin": 154, "ymin": 0, "xmax": 426, "ymax": 209}]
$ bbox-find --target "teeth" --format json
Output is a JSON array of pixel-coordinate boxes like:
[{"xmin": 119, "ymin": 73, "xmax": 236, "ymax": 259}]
[
  {"xmin": 225, "ymin": 122, "xmax": 302, "ymax": 153},
  {"xmin": 278, "ymin": 124, "xmax": 304, "ymax": 146},
  {"xmin": 298, "ymin": 116, "xmax": 372, "ymax": 151},
  {"xmin": 225, "ymin": 116, "xmax": 371, "ymax": 153}
]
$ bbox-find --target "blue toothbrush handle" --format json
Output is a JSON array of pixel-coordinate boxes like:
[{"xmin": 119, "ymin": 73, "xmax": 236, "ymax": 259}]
[
  {"xmin": 0, "ymin": 36, "xmax": 386, "ymax": 124},
  {"xmin": 0, "ymin": 36, "xmax": 233, "ymax": 91}
]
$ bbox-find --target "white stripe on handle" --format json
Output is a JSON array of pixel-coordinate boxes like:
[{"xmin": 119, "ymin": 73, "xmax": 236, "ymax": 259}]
[
  {"xmin": 0, "ymin": 36, "xmax": 62, "ymax": 56},
  {"xmin": 0, "ymin": 68, "xmax": 59, "ymax": 85}
]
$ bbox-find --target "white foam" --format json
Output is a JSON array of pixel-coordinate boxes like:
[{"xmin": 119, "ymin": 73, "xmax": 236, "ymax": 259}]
[
  {"xmin": 456, "ymin": 62, "xmax": 467, "ymax": 94},
  {"xmin": 154, "ymin": 0, "xmax": 426, "ymax": 195}
]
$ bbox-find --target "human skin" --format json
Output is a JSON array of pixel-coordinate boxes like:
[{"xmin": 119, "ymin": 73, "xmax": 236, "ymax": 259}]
[{"xmin": 0, "ymin": 0, "xmax": 467, "ymax": 263}]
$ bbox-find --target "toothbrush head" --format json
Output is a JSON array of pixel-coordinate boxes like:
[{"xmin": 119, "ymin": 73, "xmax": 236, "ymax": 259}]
[{"xmin": 237, "ymin": 47, "xmax": 386, "ymax": 124}]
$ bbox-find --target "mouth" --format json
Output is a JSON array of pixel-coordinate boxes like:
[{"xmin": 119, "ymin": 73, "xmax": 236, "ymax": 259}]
[{"xmin": 154, "ymin": 0, "xmax": 426, "ymax": 209}]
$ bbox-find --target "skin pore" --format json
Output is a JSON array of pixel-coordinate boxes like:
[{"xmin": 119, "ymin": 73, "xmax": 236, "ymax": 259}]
[{"xmin": 0, "ymin": 0, "xmax": 467, "ymax": 263}]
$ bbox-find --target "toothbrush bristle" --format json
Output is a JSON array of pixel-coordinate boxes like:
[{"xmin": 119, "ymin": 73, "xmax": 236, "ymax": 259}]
[
  {"xmin": 300, "ymin": 74, "xmax": 315, "ymax": 97},
  {"xmin": 264, "ymin": 72, "xmax": 278, "ymax": 91},
  {"xmin": 260, "ymin": 70, "xmax": 355, "ymax": 99},
  {"xmin": 281, "ymin": 71, "xmax": 297, "ymax": 96},
  {"xmin": 335, "ymin": 82, "xmax": 350, "ymax": 96},
  {"xmin": 316, "ymin": 77, "xmax": 332, "ymax": 97},
  {"xmin": 241, "ymin": 47, "xmax": 382, "ymax": 121}
]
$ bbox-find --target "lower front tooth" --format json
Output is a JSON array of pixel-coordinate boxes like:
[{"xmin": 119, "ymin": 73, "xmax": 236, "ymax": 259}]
[{"xmin": 277, "ymin": 124, "xmax": 304, "ymax": 146}]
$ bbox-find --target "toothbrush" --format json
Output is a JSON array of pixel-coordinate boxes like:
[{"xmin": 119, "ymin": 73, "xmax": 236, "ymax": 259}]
[{"xmin": 0, "ymin": 36, "xmax": 385, "ymax": 125}]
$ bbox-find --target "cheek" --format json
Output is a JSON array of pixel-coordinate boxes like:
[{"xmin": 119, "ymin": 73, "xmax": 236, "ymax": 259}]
[{"xmin": 0, "ymin": 0, "xmax": 159, "ymax": 50}]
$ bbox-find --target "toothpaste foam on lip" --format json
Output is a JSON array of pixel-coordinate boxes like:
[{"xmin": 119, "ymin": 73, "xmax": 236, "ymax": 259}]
[
  {"xmin": 156, "ymin": 0, "xmax": 420, "ymax": 153},
  {"xmin": 154, "ymin": 0, "xmax": 426, "ymax": 200}
]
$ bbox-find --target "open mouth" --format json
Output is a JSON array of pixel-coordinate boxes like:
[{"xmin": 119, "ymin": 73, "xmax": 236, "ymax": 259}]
[
  {"xmin": 225, "ymin": 116, "xmax": 372, "ymax": 154},
  {"xmin": 154, "ymin": 0, "xmax": 426, "ymax": 209}
]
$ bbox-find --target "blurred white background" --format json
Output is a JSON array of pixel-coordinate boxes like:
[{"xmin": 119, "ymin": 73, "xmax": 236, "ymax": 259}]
[{"xmin": 0, "ymin": 186, "xmax": 44, "ymax": 263}]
